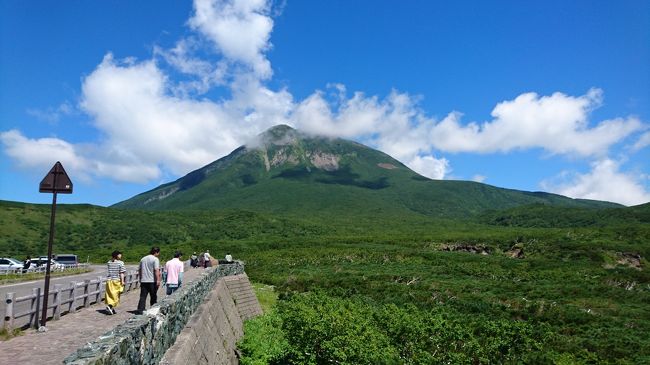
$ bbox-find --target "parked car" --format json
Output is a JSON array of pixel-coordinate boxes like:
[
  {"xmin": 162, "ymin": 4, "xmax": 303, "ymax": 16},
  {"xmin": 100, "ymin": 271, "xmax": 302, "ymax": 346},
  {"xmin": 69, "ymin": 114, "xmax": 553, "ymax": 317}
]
[
  {"xmin": 0, "ymin": 257, "xmax": 23, "ymax": 272},
  {"xmin": 54, "ymin": 254, "xmax": 78, "ymax": 266},
  {"xmin": 32, "ymin": 257, "xmax": 65, "ymax": 270}
]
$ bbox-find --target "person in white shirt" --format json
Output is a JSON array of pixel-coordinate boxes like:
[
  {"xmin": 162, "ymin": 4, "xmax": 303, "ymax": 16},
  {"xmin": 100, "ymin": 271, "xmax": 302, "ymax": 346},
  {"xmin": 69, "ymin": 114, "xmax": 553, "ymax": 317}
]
[
  {"xmin": 225, "ymin": 253, "xmax": 233, "ymax": 263},
  {"xmin": 164, "ymin": 251, "xmax": 184, "ymax": 295},
  {"xmin": 203, "ymin": 250, "xmax": 211, "ymax": 268}
]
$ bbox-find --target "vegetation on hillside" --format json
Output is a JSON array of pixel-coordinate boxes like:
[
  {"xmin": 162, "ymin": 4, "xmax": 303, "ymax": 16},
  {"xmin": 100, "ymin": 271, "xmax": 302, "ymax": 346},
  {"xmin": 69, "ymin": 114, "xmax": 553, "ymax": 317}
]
[
  {"xmin": 112, "ymin": 125, "xmax": 620, "ymax": 216},
  {"xmin": 1, "ymin": 199, "xmax": 648, "ymax": 363},
  {"xmin": 479, "ymin": 202, "xmax": 650, "ymax": 228}
]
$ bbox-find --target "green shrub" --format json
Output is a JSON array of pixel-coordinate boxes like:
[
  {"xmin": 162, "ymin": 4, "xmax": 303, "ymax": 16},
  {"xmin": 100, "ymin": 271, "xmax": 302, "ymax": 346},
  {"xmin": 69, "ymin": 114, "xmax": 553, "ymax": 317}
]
[
  {"xmin": 238, "ymin": 310, "xmax": 289, "ymax": 365},
  {"xmin": 240, "ymin": 293, "xmax": 549, "ymax": 365},
  {"xmin": 278, "ymin": 292, "xmax": 399, "ymax": 364}
]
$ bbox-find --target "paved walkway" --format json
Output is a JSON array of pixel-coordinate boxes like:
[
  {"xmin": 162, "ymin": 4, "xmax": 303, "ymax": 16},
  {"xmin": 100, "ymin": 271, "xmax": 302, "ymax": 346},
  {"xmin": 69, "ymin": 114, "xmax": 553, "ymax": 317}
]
[{"xmin": 0, "ymin": 266, "xmax": 206, "ymax": 365}]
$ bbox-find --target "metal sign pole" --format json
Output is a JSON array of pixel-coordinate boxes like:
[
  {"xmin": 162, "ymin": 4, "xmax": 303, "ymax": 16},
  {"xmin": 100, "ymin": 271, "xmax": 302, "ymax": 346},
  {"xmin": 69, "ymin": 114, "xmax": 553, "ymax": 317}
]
[
  {"xmin": 40, "ymin": 166, "xmax": 58, "ymax": 330},
  {"xmin": 37, "ymin": 161, "xmax": 72, "ymax": 331}
]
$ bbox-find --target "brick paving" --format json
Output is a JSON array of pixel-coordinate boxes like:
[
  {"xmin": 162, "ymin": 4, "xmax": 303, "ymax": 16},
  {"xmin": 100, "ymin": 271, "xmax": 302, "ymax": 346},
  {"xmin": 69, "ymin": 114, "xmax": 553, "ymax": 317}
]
[{"xmin": 0, "ymin": 266, "xmax": 207, "ymax": 365}]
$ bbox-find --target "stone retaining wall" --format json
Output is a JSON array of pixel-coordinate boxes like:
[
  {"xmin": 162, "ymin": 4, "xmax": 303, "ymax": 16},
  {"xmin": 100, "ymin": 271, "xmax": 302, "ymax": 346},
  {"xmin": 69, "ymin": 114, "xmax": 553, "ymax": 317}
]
[
  {"xmin": 63, "ymin": 262, "xmax": 246, "ymax": 365},
  {"xmin": 160, "ymin": 274, "xmax": 262, "ymax": 364}
]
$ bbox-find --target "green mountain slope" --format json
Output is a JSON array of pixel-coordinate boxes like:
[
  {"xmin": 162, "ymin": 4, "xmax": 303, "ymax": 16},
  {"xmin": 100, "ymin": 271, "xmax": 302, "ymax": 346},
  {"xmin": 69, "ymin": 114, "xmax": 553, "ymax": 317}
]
[
  {"xmin": 113, "ymin": 125, "xmax": 620, "ymax": 216},
  {"xmin": 0, "ymin": 199, "xmax": 330, "ymax": 259},
  {"xmin": 479, "ymin": 201, "xmax": 650, "ymax": 227}
]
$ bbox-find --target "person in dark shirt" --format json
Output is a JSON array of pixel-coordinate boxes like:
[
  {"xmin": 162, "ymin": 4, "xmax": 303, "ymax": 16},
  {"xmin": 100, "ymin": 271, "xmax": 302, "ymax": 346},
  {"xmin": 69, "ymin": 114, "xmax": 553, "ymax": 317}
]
[
  {"xmin": 22, "ymin": 256, "xmax": 32, "ymax": 273},
  {"xmin": 136, "ymin": 247, "xmax": 161, "ymax": 314}
]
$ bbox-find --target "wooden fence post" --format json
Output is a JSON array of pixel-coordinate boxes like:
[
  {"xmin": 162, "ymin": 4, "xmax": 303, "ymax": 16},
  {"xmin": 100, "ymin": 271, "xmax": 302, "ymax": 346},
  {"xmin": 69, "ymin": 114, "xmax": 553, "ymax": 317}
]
[
  {"xmin": 4, "ymin": 292, "xmax": 14, "ymax": 331},
  {"xmin": 69, "ymin": 282, "xmax": 77, "ymax": 313},
  {"xmin": 95, "ymin": 276, "xmax": 102, "ymax": 304},
  {"xmin": 83, "ymin": 279, "xmax": 91, "ymax": 308},
  {"xmin": 126, "ymin": 272, "xmax": 132, "ymax": 291},
  {"xmin": 32, "ymin": 287, "xmax": 41, "ymax": 329},
  {"xmin": 53, "ymin": 284, "xmax": 62, "ymax": 320}
]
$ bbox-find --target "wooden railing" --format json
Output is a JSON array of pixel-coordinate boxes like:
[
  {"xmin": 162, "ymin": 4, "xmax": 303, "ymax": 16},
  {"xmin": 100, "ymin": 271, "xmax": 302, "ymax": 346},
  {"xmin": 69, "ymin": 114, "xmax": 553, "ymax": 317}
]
[{"xmin": 3, "ymin": 270, "xmax": 140, "ymax": 330}]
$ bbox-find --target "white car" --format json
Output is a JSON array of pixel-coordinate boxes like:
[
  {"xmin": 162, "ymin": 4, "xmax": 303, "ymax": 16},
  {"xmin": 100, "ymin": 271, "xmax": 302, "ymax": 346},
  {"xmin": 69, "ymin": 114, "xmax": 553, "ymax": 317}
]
[
  {"xmin": 0, "ymin": 257, "xmax": 23, "ymax": 273},
  {"xmin": 33, "ymin": 257, "xmax": 65, "ymax": 270}
]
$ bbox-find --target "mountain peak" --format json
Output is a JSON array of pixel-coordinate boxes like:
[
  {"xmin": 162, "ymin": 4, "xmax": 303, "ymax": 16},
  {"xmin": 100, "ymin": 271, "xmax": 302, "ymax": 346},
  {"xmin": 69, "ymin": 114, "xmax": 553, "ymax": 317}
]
[
  {"xmin": 254, "ymin": 124, "xmax": 300, "ymax": 147},
  {"xmin": 265, "ymin": 124, "xmax": 295, "ymax": 134}
]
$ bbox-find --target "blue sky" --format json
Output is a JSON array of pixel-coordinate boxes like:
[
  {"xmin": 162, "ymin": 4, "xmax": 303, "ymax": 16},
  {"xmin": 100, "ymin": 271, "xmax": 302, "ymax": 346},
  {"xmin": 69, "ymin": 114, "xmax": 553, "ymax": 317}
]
[{"xmin": 1, "ymin": 0, "xmax": 649, "ymax": 207}]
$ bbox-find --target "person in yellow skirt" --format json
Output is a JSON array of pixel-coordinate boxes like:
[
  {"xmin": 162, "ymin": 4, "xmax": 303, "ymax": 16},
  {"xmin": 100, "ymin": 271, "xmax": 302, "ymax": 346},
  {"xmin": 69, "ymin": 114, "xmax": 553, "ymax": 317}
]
[{"xmin": 105, "ymin": 250, "xmax": 126, "ymax": 315}]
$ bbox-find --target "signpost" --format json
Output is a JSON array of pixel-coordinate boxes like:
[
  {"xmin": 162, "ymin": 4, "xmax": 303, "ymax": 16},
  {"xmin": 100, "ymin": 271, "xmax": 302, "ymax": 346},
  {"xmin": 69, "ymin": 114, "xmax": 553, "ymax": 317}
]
[{"xmin": 38, "ymin": 161, "xmax": 73, "ymax": 330}]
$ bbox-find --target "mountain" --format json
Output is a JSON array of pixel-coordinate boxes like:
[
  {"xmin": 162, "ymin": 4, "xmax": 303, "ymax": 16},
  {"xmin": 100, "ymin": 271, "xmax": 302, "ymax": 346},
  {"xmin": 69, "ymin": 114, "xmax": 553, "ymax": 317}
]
[
  {"xmin": 112, "ymin": 125, "xmax": 621, "ymax": 217},
  {"xmin": 479, "ymin": 201, "xmax": 650, "ymax": 227}
]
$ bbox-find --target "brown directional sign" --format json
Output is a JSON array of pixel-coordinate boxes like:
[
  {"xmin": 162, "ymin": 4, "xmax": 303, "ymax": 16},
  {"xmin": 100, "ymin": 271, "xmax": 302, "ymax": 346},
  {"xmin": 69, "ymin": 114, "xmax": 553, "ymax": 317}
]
[{"xmin": 39, "ymin": 161, "xmax": 73, "ymax": 194}]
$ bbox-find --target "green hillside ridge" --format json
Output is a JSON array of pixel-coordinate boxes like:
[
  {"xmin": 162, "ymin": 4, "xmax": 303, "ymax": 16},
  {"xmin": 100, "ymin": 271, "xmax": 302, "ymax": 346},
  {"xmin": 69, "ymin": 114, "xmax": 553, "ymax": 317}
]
[
  {"xmin": 1, "ymin": 199, "xmax": 649, "ymax": 362},
  {"xmin": 112, "ymin": 125, "xmax": 620, "ymax": 216},
  {"xmin": 480, "ymin": 202, "xmax": 650, "ymax": 228}
]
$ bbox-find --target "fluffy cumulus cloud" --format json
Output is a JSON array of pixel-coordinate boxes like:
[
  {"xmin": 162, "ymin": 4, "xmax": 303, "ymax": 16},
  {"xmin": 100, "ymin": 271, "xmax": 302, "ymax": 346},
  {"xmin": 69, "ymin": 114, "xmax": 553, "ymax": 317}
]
[
  {"xmin": 430, "ymin": 89, "xmax": 643, "ymax": 156},
  {"xmin": 81, "ymin": 54, "xmax": 235, "ymax": 177},
  {"xmin": 1, "ymin": 0, "xmax": 648, "ymax": 205},
  {"xmin": 541, "ymin": 159, "xmax": 650, "ymax": 206},
  {"xmin": 1, "ymin": 130, "xmax": 84, "ymax": 169},
  {"xmin": 407, "ymin": 155, "xmax": 450, "ymax": 180},
  {"xmin": 77, "ymin": 53, "xmax": 293, "ymax": 181},
  {"xmin": 0, "ymin": 129, "xmax": 94, "ymax": 182},
  {"xmin": 189, "ymin": 0, "xmax": 273, "ymax": 79}
]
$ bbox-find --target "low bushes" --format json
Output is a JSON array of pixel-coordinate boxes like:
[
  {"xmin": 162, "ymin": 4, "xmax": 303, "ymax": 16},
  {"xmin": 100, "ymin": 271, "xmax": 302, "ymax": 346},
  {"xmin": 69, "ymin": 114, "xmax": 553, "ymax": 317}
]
[{"xmin": 240, "ymin": 292, "xmax": 548, "ymax": 364}]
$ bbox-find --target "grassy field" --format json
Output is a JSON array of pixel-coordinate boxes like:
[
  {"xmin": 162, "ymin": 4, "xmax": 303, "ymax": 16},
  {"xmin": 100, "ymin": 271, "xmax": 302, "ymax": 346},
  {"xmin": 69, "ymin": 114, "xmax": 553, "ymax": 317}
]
[
  {"xmin": 236, "ymin": 225, "xmax": 649, "ymax": 364},
  {"xmin": 1, "ymin": 200, "xmax": 649, "ymax": 363}
]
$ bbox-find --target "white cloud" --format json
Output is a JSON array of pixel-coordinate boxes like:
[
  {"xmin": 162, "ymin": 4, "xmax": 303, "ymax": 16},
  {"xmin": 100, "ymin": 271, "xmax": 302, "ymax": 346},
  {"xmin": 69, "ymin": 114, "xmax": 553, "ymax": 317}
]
[
  {"xmin": 26, "ymin": 102, "xmax": 75, "ymax": 123},
  {"xmin": 291, "ymin": 88, "xmax": 448, "ymax": 178},
  {"xmin": 472, "ymin": 174, "xmax": 486, "ymax": 183},
  {"xmin": 430, "ymin": 89, "xmax": 643, "ymax": 156},
  {"xmin": 154, "ymin": 38, "xmax": 229, "ymax": 95},
  {"xmin": 189, "ymin": 0, "xmax": 273, "ymax": 79},
  {"xmin": 0, "ymin": 129, "xmax": 92, "ymax": 181},
  {"xmin": 0, "ymin": 0, "xmax": 290, "ymax": 185},
  {"xmin": 289, "ymin": 87, "xmax": 645, "ymax": 183},
  {"xmin": 632, "ymin": 131, "xmax": 650, "ymax": 152},
  {"xmin": 0, "ymin": 129, "xmax": 162, "ymax": 184},
  {"xmin": 407, "ymin": 155, "xmax": 449, "ymax": 180},
  {"xmin": 79, "ymin": 54, "xmax": 292, "ymax": 181},
  {"xmin": 541, "ymin": 159, "xmax": 650, "ymax": 206}
]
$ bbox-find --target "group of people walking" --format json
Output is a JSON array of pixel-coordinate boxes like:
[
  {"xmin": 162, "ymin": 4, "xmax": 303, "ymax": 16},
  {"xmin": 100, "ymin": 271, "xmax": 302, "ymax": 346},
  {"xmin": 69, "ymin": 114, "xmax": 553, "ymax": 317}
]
[
  {"xmin": 104, "ymin": 247, "xmax": 232, "ymax": 315},
  {"xmin": 103, "ymin": 247, "xmax": 182, "ymax": 315},
  {"xmin": 189, "ymin": 251, "xmax": 234, "ymax": 268}
]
